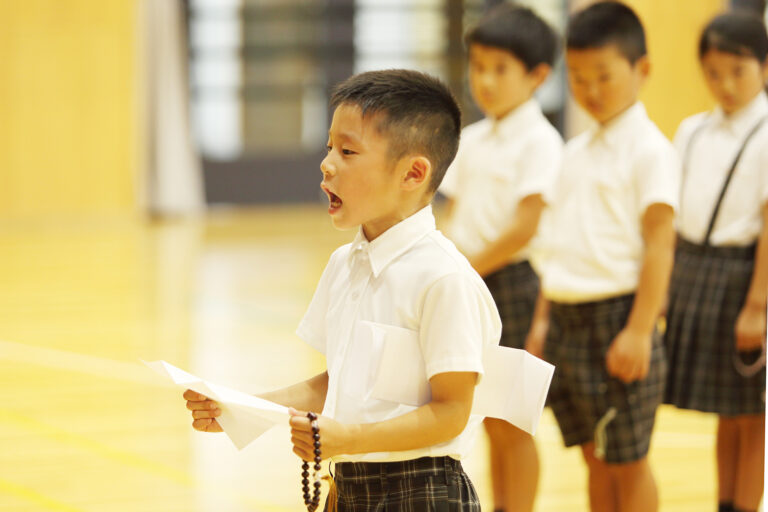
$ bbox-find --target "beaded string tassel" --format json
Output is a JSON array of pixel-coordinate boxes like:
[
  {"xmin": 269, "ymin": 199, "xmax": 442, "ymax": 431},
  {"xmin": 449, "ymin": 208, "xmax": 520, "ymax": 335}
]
[{"xmin": 301, "ymin": 412, "xmax": 322, "ymax": 512}]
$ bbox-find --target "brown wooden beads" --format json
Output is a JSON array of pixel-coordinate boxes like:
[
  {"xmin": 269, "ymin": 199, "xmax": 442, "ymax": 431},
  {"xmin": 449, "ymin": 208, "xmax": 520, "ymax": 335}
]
[{"xmin": 301, "ymin": 412, "xmax": 322, "ymax": 511}]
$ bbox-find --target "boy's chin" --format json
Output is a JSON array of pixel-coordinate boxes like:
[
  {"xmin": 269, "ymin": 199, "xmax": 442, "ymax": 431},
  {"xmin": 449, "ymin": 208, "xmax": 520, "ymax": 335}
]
[{"xmin": 329, "ymin": 216, "xmax": 357, "ymax": 231}]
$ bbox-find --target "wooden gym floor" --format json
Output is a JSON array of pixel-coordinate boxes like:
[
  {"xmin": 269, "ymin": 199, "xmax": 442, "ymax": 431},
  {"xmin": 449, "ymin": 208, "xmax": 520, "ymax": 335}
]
[{"xmin": 0, "ymin": 205, "xmax": 756, "ymax": 511}]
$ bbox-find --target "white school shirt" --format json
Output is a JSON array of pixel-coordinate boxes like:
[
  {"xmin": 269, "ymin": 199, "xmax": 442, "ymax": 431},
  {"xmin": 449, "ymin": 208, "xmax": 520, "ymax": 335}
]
[
  {"xmin": 440, "ymin": 99, "xmax": 563, "ymax": 262},
  {"xmin": 674, "ymin": 92, "xmax": 768, "ymax": 246},
  {"xmin": 536, "ymin": 102, "xmax": 680, "ymax": 303},
  {"xmin": 296, "ymin": 205, "xmax": 502, "ymax": 463}
]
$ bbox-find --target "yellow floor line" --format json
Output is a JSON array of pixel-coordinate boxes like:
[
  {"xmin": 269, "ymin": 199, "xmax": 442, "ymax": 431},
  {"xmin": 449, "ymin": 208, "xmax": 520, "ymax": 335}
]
[
  {"xmin": 0, "ymin": 340, "xmax": 157, "ymax": 385},
  {"xmin": 0, "ymin": 479, "xmax": 84, "ymax": 512}
]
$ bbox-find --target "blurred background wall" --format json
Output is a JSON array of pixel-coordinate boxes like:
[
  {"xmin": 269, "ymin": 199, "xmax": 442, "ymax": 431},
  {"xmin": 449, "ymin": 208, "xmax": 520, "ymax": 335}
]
[
  {"xmin": 0, "ymin": 0, "xmax": 139, "ymax": 220},
  {"xmin": 3, "ymin": 0, "xmax": 767, "ymax": 219}
]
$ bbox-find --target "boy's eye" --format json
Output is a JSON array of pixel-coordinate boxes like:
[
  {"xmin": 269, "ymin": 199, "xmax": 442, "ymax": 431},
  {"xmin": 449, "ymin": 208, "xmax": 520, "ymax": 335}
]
[
  {"xmin": 326, "ymin": 145, "xmax": 332, "ymax": 153},
  {"xmin": 495, "ymin": 64, "xmax": 506, "ymax": 74},
  {"xmin": 342, "ymin": 149, "xmax": 355, "ymax": 156},
  {"xmin": 598, "ymin": 74, "xmax": 611, "ymax": 82}
]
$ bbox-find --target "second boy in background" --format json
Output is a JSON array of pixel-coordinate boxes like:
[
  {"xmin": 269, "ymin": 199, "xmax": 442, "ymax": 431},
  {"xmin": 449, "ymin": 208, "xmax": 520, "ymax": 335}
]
[
  {"xmin": 440, "ymin": 4, "xmax": 562, "ymax": 512},
  {"xmin": 531, "ymin": 2, "xmax": 679, "ymax": 512}
]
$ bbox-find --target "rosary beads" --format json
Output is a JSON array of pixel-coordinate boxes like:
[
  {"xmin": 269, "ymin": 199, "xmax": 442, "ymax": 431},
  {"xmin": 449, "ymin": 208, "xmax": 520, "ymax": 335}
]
[{"xmin": 301, "ymin": 412, "xmax": 322, "ymax": 511}]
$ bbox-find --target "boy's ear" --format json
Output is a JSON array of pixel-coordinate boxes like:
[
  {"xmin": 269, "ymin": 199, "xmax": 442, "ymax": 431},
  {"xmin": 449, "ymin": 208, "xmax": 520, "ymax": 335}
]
[
  {"xmin": 529, "ymin": 63, "xmax": 552, "ymax": 88},
  {"xmin": 634, "ymin": 55, "xmax": 651, "ymax": 81},
  {"xmin": 401, "ymin": 156, "xmax": 432, "ymax": 191}
]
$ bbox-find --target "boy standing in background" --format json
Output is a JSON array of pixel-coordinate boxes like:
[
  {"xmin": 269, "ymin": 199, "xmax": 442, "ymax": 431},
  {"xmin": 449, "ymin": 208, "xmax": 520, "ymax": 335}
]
[
  {"xmin": 440, "ymin": 4, "xmax": 562, "ymax": 511},
  {"xmin": 530, "ymin": 3, "xmax": 679, "ymax": 511}
]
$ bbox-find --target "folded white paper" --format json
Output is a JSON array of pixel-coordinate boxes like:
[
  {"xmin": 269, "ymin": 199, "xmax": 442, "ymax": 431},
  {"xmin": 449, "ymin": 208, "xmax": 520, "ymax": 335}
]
[
  {"xmin": 144, "ymin": 360, "xmax": 289, "ymax": 450},
  {"xmin": 370, "ymin": 338, "xmax": 554, "ymax": 435}
]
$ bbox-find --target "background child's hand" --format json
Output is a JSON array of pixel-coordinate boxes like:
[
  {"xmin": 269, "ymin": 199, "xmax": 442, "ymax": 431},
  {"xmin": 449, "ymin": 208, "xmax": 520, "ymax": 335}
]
[
  {"xmin": 606, "ymin": 328, "xmax": 651, "ymax": 383},
  {"xmin": 735, "ymin": 303, "xmax": 767, "ymax": 352},
  {"xmin": 184, "ymin": 389, "xmax": 223, "ymax": 432},
  {"xmin": 289, "ymin": 407, "xmax": 350, "ymax": 461}
]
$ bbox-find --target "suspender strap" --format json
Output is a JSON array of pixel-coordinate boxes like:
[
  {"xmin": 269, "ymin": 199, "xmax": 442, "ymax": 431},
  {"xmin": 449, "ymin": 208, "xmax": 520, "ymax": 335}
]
[{"xmin": 685, "ymin": 115, "xmax": 768, "ymax": 247}]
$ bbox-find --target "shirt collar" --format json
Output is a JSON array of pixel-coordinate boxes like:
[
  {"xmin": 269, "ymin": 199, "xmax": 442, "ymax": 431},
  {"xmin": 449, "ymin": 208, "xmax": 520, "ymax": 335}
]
[
  {"xmin": 491, "ymin": 98, "xmax": 543, "ymax": 138},
  {"xmin": 590, "ymin": 101, "xmax": 647, "ymax": 147},
  {"xmin": 348, "ymin": 205, "xmax": 436, "ymax": 278},
  {"xmin": 711, "ymin": 92, "xmax": 768, "ymax": 137}
]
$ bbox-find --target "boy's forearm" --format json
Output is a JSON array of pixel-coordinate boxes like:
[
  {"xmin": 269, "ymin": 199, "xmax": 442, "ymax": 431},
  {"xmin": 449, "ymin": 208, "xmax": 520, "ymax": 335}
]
[
  {"xmin": 745, "ymin": 204, "xmax": 768, "ymax": 309},
  {"xmin": 627, "ymin": 207, "xmax": 676, "ymax": 334},
  {"xmin": 471, "ymin": 221, "xmax": 536, "ymax": 277},
  {"xmin": 258, "ymin": 371, "xmax": 328, "ymax": 413},
  {"xmin": 346, "ymin": 394, "xmax": 473, "ymax": 455},
  {"xmin": 471, "ymin": 194, "xmax": 544, "ymax": 277}
]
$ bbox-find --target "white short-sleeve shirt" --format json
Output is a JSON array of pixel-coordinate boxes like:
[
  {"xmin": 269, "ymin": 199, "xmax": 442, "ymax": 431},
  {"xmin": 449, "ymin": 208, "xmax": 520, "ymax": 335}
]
[
  {"xmin": 296, "ymin": 205, "xmax": 502, "ymax": 463},
  {"xmin": 674, "ymin": 92, "xmax": 768, "ymax": 246},
  {"xmin": 535, "ymin": 102, "xmax": 680, "ymax": 303},
  {"xmin": 439, "ymin": 99, "xmax": 563, "ymax": 262}
]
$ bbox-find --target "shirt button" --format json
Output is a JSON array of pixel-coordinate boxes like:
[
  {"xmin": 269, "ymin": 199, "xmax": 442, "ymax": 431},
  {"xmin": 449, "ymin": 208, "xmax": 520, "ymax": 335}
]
[{"xmin": 351, "ymin": 292, "xmax": 359, "ymax": 300}]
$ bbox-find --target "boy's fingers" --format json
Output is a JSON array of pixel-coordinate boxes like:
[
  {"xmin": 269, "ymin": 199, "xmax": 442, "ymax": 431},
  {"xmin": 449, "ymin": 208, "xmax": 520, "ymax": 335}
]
[
  {"xmin": 183, "ymin": 389, "xmax": 209, "ymax": 401},
  {"xmin": 186, "ymin": 400, "xmax": 219, "ymax": 411},
  {"xmin": 291, "ymin": 434, "xmax": 313, "ymax": 453},
  {"xmin": 193, "ymin": 418, "xmax": 222, "ymax": 432},
  {"xmin": 289, "ymin": 416, "xmax": 312, "ymax": 431},
  {"xmin": 192, "ymin": 409, "xmax": 221, "ymax": 419}
]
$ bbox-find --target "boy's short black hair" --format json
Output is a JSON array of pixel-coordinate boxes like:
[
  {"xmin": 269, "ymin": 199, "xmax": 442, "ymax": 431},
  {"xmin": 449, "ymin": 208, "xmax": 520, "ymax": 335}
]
[
  {"xmin": 464, "ymin": 3, "xmax": 559, "ymax": 70},
  {"xmin": 566, "ymin": 1, "xmax": 647, "ymax": 64},
  {"xmin": 330, "ymin": 69, "xmax": 461, "ymax": 193},
  {"xmin": 699, "ymin": 11, "xmax": 768, "ymax": 62}
]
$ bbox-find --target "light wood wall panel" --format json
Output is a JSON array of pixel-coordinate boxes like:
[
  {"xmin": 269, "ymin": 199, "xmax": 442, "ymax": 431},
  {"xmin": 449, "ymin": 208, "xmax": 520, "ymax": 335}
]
[
  {"xmin": 624, "ymin": 0, "xmax": 726, "ymax": 139},
  {"xmin": 0, "ymin": 0, "xmax": 138, "ymax": 219}
]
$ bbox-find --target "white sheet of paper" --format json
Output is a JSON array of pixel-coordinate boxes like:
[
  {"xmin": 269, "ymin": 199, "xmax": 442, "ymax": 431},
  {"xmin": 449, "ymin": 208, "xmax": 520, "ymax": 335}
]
[
  {"xmin": 144, "ymin": 360, "xmax": 289, "ymax": 450},
  {"xmin": 370, "ymin": 337, "xmax": 554, "ymax": 435}
]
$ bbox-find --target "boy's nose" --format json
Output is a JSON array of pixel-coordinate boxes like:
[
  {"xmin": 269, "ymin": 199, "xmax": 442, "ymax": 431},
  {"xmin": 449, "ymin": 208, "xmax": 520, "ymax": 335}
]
[{"xmin": 320, "ymin": 155, "xmax": 335, "ymax": 177}]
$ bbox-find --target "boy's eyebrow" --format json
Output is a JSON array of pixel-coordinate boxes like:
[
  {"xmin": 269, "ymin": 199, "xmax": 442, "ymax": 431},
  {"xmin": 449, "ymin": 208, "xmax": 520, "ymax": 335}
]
[{"xmin": 328, "ymin": 130, "xmax": 363, "ymax": 145}]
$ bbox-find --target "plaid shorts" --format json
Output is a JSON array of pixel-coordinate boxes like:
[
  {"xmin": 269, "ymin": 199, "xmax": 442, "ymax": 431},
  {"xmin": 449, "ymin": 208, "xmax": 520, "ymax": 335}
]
[
  {"xmin": 484, "ymin": 260, "xmax": 539, "ymax": 349},
  {"xmin": 544, "ymin": 294, "xmax": 666, "ymax": 464},
  {"xmin": 327, "ymin": 456, "xmax": 480, "ymax": 512},
  {"xmin": 664, "ymin": 238, "xmax": 765, "ymax": 416}
]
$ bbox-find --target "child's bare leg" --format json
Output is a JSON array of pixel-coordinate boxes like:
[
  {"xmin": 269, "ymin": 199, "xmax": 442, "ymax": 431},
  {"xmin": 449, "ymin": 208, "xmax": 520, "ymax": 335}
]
[
  {"xmin": 718, "ymin": 416, "xmax": 740, "ymax": 505},
  {"xmin": 733, "ymin": 414, "xmax": 765, "ymax": 511},
  {"xmin": 611, "ymin": 456, "xmax": 658, "ymax": 512},
  {"xmin": 485, "ymin": 417, "xmax": 539, "ymax": 512},
  {"xmin": 581, "ymin": 443, "xmax": 618, "ymax": 512}
]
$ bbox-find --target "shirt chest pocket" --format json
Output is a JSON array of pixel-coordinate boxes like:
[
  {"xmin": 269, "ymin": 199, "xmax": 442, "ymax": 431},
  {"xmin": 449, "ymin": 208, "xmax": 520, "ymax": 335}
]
[{"xmin": 339, "ymin": 321, "xmax": 420, "ymax": 401}]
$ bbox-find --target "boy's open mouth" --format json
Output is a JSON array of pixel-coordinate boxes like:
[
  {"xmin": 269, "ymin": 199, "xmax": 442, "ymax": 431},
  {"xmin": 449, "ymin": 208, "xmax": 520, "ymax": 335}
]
[{"xmin": 323, "ymin": 186, "xmax": 343, "ymax": 209}]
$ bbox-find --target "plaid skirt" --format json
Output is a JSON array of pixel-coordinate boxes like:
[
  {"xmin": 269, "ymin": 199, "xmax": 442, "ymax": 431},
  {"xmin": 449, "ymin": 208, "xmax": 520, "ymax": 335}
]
[
  {"xmin": 327, "ymin": 456, "xmax": 480, "ymax": 512},
  {"xmin": 544, "ymin": 294, "xmax": 666, "ymax": 464},
  {"xmin": 483, "ymin": 260, "xmax": 539, "ymax": 349},
  {"xmin": 664, "ymin": 238, "xmax": 765, "ymax": 416}
]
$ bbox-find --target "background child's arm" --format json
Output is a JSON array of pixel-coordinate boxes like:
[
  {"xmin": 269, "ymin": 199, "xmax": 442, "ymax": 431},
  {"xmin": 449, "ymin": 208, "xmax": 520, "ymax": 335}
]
[
  {"xmin": 289, "ymin": 371, "xmax": 477, "ymax": 460},
  {"xmin": 185, "ymin": 371, "xmax": 328, "ymax": 433},
  {"xmin": 525, "ymin": 291, "xmax": 550, "ymax": 358},
  {"xmin": 471, "ymin": 194, "xmax": 546, "ymax": 277},
  {"xmin": 735, "ymin": 202, "xmax": 768, "ymax": 351},
  {"xmin": 606, "ymin": 203, "xmax": 675, "ymax": 383}
]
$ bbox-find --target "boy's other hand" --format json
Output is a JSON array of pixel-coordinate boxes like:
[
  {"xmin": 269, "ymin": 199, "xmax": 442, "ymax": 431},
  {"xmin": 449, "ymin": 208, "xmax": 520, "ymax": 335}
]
[
  {"xmin": 606, "ymin": 328, "xmax": 651, "ymax": 383},
  {"xmin": 184, "ymin": 389, "xmax": 223, "ymax": 433},
  {"xmin": 735, "ymin": 302, "xmax": 767, "ymax": 352},
  {"xmin": 289, "ymin": 407, "xmax": 350, "ymax": 461}
]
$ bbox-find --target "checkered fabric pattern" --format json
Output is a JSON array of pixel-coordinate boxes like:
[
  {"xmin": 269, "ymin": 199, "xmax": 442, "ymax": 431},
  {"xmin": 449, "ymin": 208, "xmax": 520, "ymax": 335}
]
[
  {"xmin": 327, "ymin": 456, "xmax": 480, "ymax": 512},
  {"xmin": 664, "ymin": 238, "xmax": 765, "ymax": 415},
  {"xmin": 483, "ymin": 260, "xmax": 539, "ymax": 349},
  {"xmin": 544, "ymin": 294, "xmax": 666, "ymax": 463}
]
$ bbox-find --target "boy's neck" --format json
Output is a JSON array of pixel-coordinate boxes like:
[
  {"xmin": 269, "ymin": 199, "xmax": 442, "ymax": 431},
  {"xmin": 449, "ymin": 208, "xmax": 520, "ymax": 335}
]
[
  {"xmin": 361, "ymin": 197, "xmax": 432, "ymax": 242},
  {"xmin": 488, "ymin": 95, "xmax": 534, "ymax": 122},
  {"xmin": 596, "ymin": 99, "xmax": 639, "ymax": 127}
]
